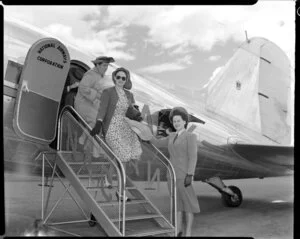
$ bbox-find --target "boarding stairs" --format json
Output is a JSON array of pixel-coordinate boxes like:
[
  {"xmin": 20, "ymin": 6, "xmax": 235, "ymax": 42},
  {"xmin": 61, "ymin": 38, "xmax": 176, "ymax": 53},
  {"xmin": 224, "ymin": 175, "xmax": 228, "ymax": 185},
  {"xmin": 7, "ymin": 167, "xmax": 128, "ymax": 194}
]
[{"xmin": 38, "ymin": 106, "xmax": 177, "ymax": 237}]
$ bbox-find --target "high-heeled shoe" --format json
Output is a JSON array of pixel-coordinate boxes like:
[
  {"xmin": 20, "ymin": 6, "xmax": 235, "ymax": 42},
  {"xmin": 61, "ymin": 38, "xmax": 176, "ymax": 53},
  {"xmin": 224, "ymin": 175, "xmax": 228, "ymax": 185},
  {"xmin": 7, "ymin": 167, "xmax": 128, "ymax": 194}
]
[
  {"xmin": 78, "ymin": 134, "xmax": 86, "ymax": 145},
  {"xmin": 115, "ymin": 191, "xmax": 131, "ymax": 202},
  {"xmin": 89, "ymin": 213, "xmax": 97, "ymax": 227},
  {"xmin": 104, "ymin": 176, "xmax": 112, "ymax": 189}
]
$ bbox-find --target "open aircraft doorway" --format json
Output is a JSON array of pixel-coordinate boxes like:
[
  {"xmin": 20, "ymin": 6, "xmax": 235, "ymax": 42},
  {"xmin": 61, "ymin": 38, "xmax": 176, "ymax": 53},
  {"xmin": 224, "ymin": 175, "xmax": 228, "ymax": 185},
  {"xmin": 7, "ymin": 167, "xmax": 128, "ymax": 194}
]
[{"xmin": 49, "ymin": 60, "xmax": 89, "ymax": 150}]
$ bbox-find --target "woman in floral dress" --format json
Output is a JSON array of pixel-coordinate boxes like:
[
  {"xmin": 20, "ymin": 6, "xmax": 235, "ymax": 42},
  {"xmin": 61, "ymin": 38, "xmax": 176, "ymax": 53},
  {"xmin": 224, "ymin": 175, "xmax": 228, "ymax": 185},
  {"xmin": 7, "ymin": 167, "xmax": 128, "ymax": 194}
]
[
  {"xmin": 91, "ymin": 67, "xmax": 142, "ymax": 201},
  {"xmin": 105, "ymin": 87, "xmax": 142, "ymax": 162}
]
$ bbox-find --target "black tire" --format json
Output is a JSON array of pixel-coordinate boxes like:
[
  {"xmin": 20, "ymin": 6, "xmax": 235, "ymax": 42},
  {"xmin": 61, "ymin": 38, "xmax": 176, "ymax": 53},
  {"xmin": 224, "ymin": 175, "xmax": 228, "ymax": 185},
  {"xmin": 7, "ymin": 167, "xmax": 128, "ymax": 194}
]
[
  {"xmin": 88, "ymin": 213, "xmax": 97, "ymax": 227},
  {"xmin": 222, "ymin": 185, "xmax": 243, "ymax": 207}
]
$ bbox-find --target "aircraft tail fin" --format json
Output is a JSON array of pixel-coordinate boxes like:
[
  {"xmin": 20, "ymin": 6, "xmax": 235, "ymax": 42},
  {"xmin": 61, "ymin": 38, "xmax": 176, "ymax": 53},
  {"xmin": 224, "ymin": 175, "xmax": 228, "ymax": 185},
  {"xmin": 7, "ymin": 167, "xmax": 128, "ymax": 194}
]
[{"xmin": 205, "ymin": 37, "xmax": 293, "ymax": 145}]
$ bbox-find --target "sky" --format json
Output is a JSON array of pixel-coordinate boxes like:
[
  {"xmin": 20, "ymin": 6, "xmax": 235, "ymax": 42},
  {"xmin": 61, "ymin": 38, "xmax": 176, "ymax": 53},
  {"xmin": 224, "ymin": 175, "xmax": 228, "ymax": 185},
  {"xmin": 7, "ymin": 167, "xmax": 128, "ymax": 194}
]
[{"xmin": 3, "ymin": 2, "xmax": 295, "ymax": 91}]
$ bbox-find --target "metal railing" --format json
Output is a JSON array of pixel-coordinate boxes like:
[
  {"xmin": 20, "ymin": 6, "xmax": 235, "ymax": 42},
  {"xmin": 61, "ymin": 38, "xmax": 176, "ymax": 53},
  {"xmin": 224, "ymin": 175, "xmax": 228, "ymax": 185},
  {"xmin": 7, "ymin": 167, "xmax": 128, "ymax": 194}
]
[
  {"xmin": 55, "ymin": 105, "xmax": 177, "ymax": 236},
  {"xmin": 141, "ymin": 141, "xmax": 177, "ymax": 229},
  {"xmin": 57, "ymin": 105, "xmax": 127, "ymax": 235}
]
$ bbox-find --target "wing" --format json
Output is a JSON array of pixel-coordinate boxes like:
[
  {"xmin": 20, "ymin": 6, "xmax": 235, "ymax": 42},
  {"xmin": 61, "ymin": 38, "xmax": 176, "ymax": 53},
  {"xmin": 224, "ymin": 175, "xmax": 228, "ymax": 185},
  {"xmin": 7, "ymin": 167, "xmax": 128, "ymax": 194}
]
[{"xmin": 193, "ymin": 141, "xmax": 293, "ymax": 181}]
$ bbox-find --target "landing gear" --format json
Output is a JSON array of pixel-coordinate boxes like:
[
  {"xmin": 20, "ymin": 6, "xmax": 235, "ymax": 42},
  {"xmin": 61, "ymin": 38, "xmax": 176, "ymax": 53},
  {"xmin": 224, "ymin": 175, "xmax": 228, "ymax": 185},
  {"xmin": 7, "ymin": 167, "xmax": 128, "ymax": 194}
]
[
  {"xmin": 221, "ymin": 185, "xmax": 243, "ymax": 207},
  {"xmin": 88, "ymin": 213, "xmax": 97, "ymax": 227},
  {"xmin": 205, "ymin": 177, "xmax": 243, "ymax": 207}
]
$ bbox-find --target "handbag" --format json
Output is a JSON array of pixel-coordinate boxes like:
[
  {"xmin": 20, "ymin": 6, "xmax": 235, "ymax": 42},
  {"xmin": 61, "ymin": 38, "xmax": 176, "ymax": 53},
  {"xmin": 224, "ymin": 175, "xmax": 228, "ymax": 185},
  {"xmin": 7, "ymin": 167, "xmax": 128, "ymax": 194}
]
[{"xmin": 126, "ymin": 105, "xmax": 143, "ymax": 122}]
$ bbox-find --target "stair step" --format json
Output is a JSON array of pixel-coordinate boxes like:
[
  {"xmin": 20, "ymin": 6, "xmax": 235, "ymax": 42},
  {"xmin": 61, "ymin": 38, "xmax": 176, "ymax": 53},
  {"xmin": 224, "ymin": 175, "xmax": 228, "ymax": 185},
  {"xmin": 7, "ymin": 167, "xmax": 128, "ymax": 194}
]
[
  {"xmin": 77, "ymin": 174, "xmax": 130, "ymax": 180},
  {"xmin": 58, "ymin": 151, "xmax": 84, "ymax": 155},
  {"xmin": 115, "ymin": 216, "xmax": 175, "ymax": 237},
  {"xmin": 85, "ymin": 185, "xmax": 136, "ymax": 189},
  {"xmin": 98, "ymin": 199, "xmax": 148, "ymax": 206},
  {"xmin": 110, "ymin": 213, "xmax": 161, "ymax": 222},
  {"xmin": 128, "ymin": 228, "xmax": 175, "ymax": 237},
  {"xmin": 69, "ymin": 162, "xmax": 110, "ymax": 165},
  {"xmin": 86, "ymin": 186, "xmax": 117, "ymax": 191},
  {"xmin": 77, "ymin": 174, "xmax": 107, "ymax": 178},
  {"xmin": 59, "ymin": 151, "xmax": 109, "ymax": 162},
  {"xmin": 85, "ymin": 186, "xmax": 137, "ymax": 193}
]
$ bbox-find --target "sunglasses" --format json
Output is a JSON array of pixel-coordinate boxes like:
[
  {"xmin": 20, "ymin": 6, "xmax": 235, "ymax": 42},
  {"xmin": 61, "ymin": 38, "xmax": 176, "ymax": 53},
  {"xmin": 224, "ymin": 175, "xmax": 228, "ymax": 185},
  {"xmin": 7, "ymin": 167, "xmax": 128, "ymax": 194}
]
[{"xmin": 116, "ymin": 75, "xmax": 126, "ymax": 81}]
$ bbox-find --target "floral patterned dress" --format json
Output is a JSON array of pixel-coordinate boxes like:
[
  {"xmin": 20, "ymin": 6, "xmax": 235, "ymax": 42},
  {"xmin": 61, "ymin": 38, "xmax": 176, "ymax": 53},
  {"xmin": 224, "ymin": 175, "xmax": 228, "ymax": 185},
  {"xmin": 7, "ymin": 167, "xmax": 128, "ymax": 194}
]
[{"xmin": 105, "ymin": 87, "xmax": 142, "ymax": 163}]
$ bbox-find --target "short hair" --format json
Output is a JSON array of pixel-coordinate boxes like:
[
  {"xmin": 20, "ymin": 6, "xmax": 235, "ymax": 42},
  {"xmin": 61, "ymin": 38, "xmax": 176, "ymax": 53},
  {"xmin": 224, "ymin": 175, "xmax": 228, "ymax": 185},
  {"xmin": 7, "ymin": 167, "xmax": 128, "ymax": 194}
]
[{"xmin": 169, "ymin": 107, "xmax": 189, "ymax": 128}]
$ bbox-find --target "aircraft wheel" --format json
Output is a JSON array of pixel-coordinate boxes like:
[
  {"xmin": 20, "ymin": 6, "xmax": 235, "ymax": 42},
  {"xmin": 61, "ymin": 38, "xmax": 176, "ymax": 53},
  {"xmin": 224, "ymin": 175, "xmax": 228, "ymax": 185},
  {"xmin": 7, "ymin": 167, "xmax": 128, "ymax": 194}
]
[
  {"xmin": 88, "ymin": 213, "xmax": 97, "ymax": 227},
  {"xmin": 222, "ymin": 185, "xmax": 243, "ymax": 207}
]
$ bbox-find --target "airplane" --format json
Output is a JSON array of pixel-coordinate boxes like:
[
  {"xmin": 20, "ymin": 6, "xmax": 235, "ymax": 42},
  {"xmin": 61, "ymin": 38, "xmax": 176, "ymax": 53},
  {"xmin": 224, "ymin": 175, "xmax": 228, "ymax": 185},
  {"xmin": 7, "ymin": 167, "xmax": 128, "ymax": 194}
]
[{"xmin": 3, "ymin": 16, "xmax": 294, "ymax": 236}]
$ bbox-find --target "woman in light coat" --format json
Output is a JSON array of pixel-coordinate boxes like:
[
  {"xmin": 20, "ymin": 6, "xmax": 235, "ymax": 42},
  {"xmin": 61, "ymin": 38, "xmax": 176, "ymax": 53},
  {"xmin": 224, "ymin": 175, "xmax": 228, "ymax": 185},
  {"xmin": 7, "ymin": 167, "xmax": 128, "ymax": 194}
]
[{"xmin": 74, "ymin": 56, "xmax": 115, "ymax": 131}]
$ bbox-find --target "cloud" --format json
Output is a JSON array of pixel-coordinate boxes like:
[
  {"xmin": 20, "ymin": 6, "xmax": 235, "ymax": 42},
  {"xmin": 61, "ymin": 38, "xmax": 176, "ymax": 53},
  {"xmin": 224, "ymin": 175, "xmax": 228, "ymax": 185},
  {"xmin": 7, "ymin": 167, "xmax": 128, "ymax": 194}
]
[
  {"xmin": 137, "ymin": 62, "xmax": 186, "ymax": 74},
  {"xmin": 170, "ymin": 44, "xmax": 194, "ymax": 55},
  {"xmin": 99, "ymin": 4, "xmax": 294, "ymax": 61},
  {"xmin": 203, "ymin": 66, "xmax": 224, "ymax": 88},
  {"xmin": 82, "ymin": 6, "xmax": 110, "ymax": 31},
  {"xmin": 5, "ymin": 5, "xmax": 135, "ymax": 61},
  {"xmin": 4, "ymin": 3, "xmax": 295, "ymax": 65},
  {"xmin": 239, "ymin": 2, "xmax": 295, "ymax": 68},
  {"xmin": 4, "ymin": 5, "xmax": 100, "ymax": 36},
  {"xmin": 44, "ymin": 23, "xmax": 135, "ymax": 61},
  {"xmin": 137, "ymin": 54, "xmax": 192, "ymax": 74},
  {"xmin": 208, "ymin": 55, "xmax": 221, "ymax": 62},
  {"xmin": 178, "ymin": 55, "xmax": 193, "ymax": 65}
]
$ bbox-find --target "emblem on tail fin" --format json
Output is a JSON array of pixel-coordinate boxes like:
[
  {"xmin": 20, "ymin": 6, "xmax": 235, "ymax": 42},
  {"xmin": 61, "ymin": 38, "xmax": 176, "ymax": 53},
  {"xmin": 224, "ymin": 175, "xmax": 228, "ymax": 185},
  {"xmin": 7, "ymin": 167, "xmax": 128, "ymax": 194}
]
[{"xmin": 236, "ymin": 81, "xmax": 241, "ymax": 90}]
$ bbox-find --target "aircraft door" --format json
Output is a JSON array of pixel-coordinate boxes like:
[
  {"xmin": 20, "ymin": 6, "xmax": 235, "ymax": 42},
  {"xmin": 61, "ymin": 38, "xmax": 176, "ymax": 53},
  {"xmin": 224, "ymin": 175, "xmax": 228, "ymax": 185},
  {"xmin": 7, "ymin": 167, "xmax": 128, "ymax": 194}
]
[{"xmin": 13, "ymin": 38, "xmax": 70, "ymax": 144}]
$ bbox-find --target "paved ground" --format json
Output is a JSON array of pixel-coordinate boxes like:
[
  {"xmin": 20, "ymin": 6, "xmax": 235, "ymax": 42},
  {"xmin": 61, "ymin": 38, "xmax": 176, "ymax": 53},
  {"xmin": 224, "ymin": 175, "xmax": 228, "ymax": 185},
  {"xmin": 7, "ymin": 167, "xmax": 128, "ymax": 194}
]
[{"xmin": 2, "ymin": 173, "xmax": 293, "ymax": 238}]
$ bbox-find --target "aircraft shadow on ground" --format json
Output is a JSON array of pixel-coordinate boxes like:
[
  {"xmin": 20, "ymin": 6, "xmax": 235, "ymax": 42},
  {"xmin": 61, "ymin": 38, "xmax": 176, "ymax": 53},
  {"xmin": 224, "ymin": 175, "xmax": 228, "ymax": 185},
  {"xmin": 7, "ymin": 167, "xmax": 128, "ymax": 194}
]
[{"xmin": 197, "ymin": 195, "xmax": 293, "ymax": 214}]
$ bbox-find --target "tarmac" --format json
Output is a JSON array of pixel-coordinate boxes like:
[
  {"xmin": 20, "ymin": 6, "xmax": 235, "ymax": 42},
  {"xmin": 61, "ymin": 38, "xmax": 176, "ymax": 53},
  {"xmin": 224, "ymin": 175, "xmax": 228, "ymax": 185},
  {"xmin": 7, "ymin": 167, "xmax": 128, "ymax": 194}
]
[{"xmin": 2, "ymin": 173, "xmax": 293, "ymax": 238}]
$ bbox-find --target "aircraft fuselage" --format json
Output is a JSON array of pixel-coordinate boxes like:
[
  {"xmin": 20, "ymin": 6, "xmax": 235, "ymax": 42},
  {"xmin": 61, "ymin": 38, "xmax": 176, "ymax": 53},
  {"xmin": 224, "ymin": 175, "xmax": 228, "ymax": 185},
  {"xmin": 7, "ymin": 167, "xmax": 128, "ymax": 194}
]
[{"xmin": 4, "ymin": 91, "xmax": 293, "ymax": 182}]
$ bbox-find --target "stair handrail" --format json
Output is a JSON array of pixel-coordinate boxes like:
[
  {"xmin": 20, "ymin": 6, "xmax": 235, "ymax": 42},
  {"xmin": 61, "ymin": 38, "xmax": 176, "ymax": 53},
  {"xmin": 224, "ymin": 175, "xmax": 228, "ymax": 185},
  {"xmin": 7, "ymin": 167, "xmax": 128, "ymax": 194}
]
[
  {"xmin": 57, "ymin": 105, "xmax": 127, "ymax": 236},
  {"xmin": 142, "ymin": 141, "xmax": 177, "ymax": 233}
]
